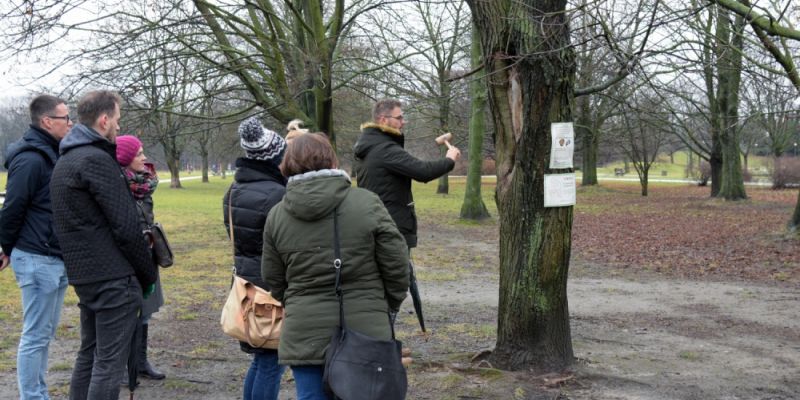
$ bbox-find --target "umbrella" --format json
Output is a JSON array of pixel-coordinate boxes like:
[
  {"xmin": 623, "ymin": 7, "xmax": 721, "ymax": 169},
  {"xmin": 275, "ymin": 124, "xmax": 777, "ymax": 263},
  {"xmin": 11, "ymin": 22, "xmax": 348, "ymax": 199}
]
[
  {"xmin": 408, "ymin": 261, "xmax": 426, "ymax": 332},
  {"xmin": 126, "ymin": 320, "xmax": 142, "ymax": 399}
]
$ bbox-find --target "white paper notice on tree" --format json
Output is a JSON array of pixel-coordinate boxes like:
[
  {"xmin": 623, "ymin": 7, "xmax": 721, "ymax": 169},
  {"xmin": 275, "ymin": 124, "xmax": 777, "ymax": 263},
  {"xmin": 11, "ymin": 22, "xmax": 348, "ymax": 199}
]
[
  {"xmin": 549, "ymin": 122, "xmax": 574, "ymax": 169},
  {"xmin": 544, "ymin": 173, "xmax": 576, "ymax": 208}
]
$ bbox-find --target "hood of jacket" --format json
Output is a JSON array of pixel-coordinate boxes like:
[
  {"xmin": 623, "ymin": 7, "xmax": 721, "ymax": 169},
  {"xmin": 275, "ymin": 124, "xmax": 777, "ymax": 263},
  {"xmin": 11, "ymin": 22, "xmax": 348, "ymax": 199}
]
[
  {"xmin": 234, "ymin": 157, "xmax": 287, "ymax": 186},
  {"xmin": 282, "ymin": 169, "xmax": 351, "ymax": 221},
  {"xmin": 4, "ymin": 125, "xmax": 60, "ymax": 169},
  {"xmin": 353, "ymin": 123, "xmax": 404, "ymax": 160},
  {"xmin": 59, "ymin": 123, "xmax": 111, "ymax": 155}
]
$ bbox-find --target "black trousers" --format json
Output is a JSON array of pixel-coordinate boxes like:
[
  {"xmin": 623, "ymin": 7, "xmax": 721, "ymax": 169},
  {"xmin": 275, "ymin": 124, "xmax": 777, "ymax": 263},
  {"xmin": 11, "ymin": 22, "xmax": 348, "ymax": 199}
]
[{"xmin": 70, "ymin": 276, "xmax": 142, "ymax": 400}]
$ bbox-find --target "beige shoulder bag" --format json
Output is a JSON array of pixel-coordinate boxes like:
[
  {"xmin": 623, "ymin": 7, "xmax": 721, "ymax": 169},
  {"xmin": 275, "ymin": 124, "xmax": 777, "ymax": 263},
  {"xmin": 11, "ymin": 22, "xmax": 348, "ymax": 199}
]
[{"xmin": 220, "ymin": 188, "xmax": 283, "ymax": 349}]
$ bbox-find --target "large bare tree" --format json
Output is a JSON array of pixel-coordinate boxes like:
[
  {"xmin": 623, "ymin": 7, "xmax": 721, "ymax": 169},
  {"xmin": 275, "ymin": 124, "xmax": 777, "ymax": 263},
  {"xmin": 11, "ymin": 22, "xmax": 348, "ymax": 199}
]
[{"xmin": 467, "ymin": 0, "xmax": 575, "ymax": 372}]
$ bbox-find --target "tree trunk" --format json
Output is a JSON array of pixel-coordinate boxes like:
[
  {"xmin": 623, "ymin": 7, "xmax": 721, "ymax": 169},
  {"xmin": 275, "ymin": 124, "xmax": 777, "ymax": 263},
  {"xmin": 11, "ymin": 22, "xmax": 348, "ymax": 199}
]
[
  {"xmin": 710, "ymin": 142, "xmax": 722, "ymax": 196},
  {"xmin": 640, "ymin": 169, "xmax": 649, "ymax": 196},
  {"xmin": 790, "ymin": 189, "xmax": 800, "ymax": 234},
  {"xmin": 743, "ymin": 152, "xmax": 748, "ymax": 173},
  {"xmin": 167, "ymin": 157, "xmax": 182, "ymax": 188},
  {"xmin": 716, "ymin": 10, "xmax": 746, "ymax": 200},
  {"xmin": 161, "ymin": 138, "xmax": 183, "ymax": 189},
  {"xmin": 461, "ymin": 25, "xmax": 490, "ymax": 220},
  {"xmin": 201, "ymin": 151, "xmax": 209, "ymax": 183},
  {"xmin": 437, "ymin": 144, "xmax": 450, "ymax": 194},
  {"xmin": 580, "ymin": 126, "xmax": 599, "ymax": 186},
  {"xmin": 437, "ymin": 68, "xmax": 453, "ymax": 195},
  {"xmin": 468, "ymin": 0, "xmax": 574, "ymax": 372}
]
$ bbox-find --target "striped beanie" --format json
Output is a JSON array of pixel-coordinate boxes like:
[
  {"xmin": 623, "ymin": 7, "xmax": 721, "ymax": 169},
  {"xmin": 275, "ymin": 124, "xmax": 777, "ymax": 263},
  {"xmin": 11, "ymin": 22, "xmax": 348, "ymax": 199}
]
[{"xmin": 238, "ymin": 117, "xmax": 286, "ymax": 161}]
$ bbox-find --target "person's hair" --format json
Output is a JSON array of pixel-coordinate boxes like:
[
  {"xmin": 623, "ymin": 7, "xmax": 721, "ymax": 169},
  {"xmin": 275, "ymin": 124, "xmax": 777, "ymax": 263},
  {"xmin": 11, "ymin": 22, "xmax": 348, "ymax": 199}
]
[
  {"xmin": 280, "ymin": 133, "xmax": 338, "ymax": 177},
  {"xmin": 285, "ymin": 119, "xmax": 309, "ymax": 141},
  {"xmin": 372, "ymin": 99, "xmax": 402, "ymax": 122},
  {"xmin": 77, "ymin": 90, "xmax": 121, "ymax": 126},
  {"xmin": 29, "ymin": 95, "xmax": 65, "ymax": 126}
]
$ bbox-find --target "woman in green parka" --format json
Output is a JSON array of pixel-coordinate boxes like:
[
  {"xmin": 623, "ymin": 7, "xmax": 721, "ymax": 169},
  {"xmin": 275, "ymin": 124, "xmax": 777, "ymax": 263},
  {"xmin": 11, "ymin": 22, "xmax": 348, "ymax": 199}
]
[{"xmin": 261, "ymin": 133, "xmax": 409, "ymax": 400}]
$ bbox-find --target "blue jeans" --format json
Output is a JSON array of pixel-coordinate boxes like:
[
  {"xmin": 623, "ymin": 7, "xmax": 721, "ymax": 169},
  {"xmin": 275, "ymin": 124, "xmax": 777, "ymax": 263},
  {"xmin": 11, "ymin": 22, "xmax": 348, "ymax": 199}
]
[
  {"xmin": 11, "ymin": 248, "xmax": 68, "ymax": 400},
  {"xmin": 242, "ymin": 351, "xmax": 285, "ymax": 400},
  {"xmin": 291, "ymin": 365, "xmax": 332, "ymax": 400}
]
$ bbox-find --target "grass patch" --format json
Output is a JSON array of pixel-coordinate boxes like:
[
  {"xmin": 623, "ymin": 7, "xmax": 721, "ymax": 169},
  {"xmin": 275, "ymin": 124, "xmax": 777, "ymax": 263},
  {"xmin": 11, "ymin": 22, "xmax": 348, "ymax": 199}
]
[
  {"xmin": 49, "ymin": 362, "xmax": 72, "ymax": 371},
  {"xmin": 164, "ymin": 378, "xmax": 201, "ymax": 390},
  {"xmin": 678, "ymin": 350, "xmax": 701, "ymax": 361},
  {"xmin": 438, "ymin": 373, "xmax": 467, "ymax": 390}
]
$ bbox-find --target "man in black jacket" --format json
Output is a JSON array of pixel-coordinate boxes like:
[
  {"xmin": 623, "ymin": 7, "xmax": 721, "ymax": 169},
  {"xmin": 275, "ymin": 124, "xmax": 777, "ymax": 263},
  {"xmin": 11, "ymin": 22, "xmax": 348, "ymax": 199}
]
[
  {"xmin": 353, "ymin": 99, "xmax": 460, "ymax": 249},
  {"xmin": 50, "ymin": 90, "xmax": 157, "ymax": 400},
  {"xmin": 0, "ymin": 94, "xmax": 71, "ymax": 400},
  {"xmin": 353, "ymin": 99, "xmax": 460, "ymax": 331}
]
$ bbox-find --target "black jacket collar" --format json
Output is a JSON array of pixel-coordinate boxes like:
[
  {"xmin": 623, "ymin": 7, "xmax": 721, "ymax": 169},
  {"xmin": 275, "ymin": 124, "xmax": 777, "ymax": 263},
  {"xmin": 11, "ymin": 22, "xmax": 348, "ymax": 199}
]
[{"xmin": 234, "ymin": 157, "xmax": 287, "ymax": 186}]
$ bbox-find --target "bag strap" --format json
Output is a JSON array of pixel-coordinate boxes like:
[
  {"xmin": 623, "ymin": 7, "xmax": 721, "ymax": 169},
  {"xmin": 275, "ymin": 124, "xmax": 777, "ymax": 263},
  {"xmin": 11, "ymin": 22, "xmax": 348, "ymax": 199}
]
[
  {"xmin": 331, "ymin": 209, "xmax": 396, "ymax": 340},
  {"xmin": 228, "ymin": 189, "xmax": 236, "ymax": 250},
  {"xmin": 332, "ymin": 210, "xmax": 345, "ymax": 331},
  {"xmin": 228, "ymin": 189, "xmax": 238, "ymax": 282}
]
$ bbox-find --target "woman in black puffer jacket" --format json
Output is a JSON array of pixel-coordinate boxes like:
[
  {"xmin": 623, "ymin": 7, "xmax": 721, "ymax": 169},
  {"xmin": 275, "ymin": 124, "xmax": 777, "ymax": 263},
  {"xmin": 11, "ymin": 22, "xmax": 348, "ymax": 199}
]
[{"xmin": 222, "ymin": 117, "xmax": 287, "ymax": 400}]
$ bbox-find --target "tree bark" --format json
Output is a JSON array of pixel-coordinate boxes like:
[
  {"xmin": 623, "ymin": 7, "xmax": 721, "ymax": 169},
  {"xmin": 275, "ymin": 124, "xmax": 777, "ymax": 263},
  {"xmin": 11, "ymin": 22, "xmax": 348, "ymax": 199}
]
[
  {"xmin": 580, "ymin": 125, "xmax": 599, "ymax": 186},
  {"xmin": 161, "ymin": 136, "xmax": 183, "ymax": 189},
  {"xmin": 468, "ymin": 0, "xmax": 574, "ymax": 372},
  {"xmin": 461, "ymin": 24, "xmax": 490, "ymax": 220},
  {"xmin": 790, "ymin": 190, "xmax": 800, "ymax": 234},
  {"xmin": 437, "ymin": 67, "xmax": 453, "ymax": 194},
  {"xmin": 640, "ymin": 170, "xmax": 649, "ymax": 196},
  {"xmin": 201, "ymin": 151, "xmax": 209, "ymax": 183},
  {"xmin": 716, "ymin": 9, "xmax": 747, "ymax": 200},
  {"xmin": 167, "ymin": 157, "xmax": 182, "ymax": 189}
]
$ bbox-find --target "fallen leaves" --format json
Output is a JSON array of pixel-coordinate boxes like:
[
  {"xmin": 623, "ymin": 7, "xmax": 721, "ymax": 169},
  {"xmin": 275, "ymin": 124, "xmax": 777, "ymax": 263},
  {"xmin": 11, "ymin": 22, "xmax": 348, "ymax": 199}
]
[{"xmin": 573, "ymin": 184, "xmax": 800, "ymax": 283}]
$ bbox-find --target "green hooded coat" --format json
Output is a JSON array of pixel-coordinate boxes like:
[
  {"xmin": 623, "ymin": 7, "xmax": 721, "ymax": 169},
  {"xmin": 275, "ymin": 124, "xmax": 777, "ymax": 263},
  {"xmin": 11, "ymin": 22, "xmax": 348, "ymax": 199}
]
[{"xmin": 262, "ymin": 169, "xmax": 409, "ymax": 365}]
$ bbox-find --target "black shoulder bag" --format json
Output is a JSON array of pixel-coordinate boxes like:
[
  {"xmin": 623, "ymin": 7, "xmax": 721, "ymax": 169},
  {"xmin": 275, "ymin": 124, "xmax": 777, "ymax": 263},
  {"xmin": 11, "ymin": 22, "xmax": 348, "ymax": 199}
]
[{"xmin": 323, "ymin": 210, "xmax": 407, "ymax": 400}]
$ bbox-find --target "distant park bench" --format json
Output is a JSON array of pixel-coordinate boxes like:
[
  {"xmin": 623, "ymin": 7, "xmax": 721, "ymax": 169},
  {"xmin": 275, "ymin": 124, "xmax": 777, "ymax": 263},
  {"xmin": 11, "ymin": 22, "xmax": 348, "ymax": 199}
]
[{"xmin": 614, "ymin": 168, "xmax": 625, "ymax": 176}]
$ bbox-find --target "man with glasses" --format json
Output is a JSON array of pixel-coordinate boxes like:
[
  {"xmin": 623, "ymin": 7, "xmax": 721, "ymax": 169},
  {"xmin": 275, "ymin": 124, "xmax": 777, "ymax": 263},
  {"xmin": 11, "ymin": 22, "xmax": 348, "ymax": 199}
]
[
  {"xmin": 353, "ymin": 99, "xmax": 460, "ymax": 325},
  {"xmin": 0, "ymin": 94, "xmax": 72, "ymax": 399}
]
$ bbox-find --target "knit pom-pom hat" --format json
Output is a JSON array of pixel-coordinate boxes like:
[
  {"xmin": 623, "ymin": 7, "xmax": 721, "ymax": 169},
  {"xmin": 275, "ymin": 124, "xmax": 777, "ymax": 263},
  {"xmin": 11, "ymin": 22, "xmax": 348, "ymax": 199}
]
[
  {"xmin": 238, "ymin": 117, "xmax": 286, "ymax": 161},
  {"xmin": 116, "ymin": 135, "xmax": 142, "ymax": 167}
]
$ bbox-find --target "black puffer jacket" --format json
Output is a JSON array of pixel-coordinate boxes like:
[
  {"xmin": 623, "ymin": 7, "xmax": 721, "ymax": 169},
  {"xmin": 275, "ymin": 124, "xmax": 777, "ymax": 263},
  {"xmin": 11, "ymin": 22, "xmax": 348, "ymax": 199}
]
[
  {"xmin": 0, "ymin": 125, "xmax": 62, "ymax": 257},
  {"xmin": 223, "ymin": 157, "xmax": 286, "ymax": 290},
  {"xmin": 353, "ymin": 123, "xmax": 454, "ymax": 248},
  {"xmin": 50, "ymin": 124, "xmax": 157, "ymax": 287},
  {"xmin": 222, "ymin": 157, "xmax": 286, "ymax": 355}
]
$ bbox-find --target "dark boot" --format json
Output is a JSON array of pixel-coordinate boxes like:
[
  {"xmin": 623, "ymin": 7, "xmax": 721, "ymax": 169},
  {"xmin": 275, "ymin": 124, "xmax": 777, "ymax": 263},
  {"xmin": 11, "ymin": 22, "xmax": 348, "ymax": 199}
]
[{"xmin": 138, "ymin": 324, "xmax": 166, "ymax": 380}]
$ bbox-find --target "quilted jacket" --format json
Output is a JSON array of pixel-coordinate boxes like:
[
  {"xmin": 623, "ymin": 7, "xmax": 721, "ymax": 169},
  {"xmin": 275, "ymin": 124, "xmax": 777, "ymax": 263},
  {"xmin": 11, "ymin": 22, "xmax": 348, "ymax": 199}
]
[{"xmin": 50, "ymin": 124, "xmax": 157, "ymax": 287}]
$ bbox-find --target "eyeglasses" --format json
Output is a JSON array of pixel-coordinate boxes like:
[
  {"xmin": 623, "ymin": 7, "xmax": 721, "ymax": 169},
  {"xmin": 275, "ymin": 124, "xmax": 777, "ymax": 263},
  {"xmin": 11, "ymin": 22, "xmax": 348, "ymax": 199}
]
[
  {"xmin": 47, "ymin": 115, "xmax": 71, "ymax": 122},
  {"xmin": 383, "ymin": 115, "xmax": 404, "ymax": 121}
]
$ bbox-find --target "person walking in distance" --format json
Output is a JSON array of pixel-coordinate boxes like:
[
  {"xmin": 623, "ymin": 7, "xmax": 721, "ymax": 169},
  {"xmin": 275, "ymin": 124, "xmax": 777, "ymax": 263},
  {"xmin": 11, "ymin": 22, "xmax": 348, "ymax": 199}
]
[
  {"xmin": 50, "ymin": 90, "xmax": 157, "ymax": 400},
  {"xmin": 0, "ymin": 94, "xmax": 72, "ymax": 400}
]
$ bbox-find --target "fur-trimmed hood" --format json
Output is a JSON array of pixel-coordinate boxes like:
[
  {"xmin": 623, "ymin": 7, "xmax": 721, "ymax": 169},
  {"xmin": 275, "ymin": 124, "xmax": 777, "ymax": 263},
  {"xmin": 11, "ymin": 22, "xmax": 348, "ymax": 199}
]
[
  {"xmin": 358, "ymin": 122, "xmax": 402, "ymax": 137},
  {"xmin": 353, "ymin": 123, "xmax": 404, "ymax": 161}
]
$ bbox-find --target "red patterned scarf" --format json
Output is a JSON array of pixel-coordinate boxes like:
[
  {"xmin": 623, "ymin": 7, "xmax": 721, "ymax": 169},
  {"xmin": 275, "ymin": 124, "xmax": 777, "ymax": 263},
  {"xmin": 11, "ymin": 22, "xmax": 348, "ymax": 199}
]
[{"xmin": 124, "ymin": 163, "xmax": 159, "ymax": 199}]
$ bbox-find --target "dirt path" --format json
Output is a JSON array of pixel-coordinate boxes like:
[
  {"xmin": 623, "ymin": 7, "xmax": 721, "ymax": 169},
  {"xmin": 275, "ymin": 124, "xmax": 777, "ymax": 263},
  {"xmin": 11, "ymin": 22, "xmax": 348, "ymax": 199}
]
[
  {"xmin": 417, "ymin": 268, "xmax": 799, "ymax": 399},
  {"xmin": 2, "ymin": 266, "xmax": 796, "ymax": 399}
]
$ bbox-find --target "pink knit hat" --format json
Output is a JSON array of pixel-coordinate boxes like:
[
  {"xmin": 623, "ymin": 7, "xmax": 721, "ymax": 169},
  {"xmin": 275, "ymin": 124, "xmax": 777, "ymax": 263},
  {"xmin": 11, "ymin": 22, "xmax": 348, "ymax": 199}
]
[{"xmin": 116, "ymin": 135, "xmax": 142, "ymax": 167}]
